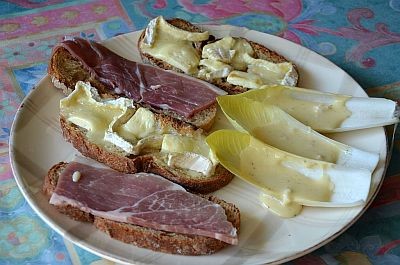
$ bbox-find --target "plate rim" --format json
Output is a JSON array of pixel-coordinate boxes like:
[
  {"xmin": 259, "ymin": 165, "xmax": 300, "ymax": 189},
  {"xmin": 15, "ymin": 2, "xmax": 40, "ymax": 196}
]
[{"xmin": 9, "ymin": 25, "xmax": 389, "ymax": 265}]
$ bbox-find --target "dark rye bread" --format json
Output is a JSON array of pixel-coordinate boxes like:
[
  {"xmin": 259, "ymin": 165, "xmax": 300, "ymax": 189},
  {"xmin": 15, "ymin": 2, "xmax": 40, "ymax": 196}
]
[
  {"xmin": 48, "ymin": 42, "xmax": 217, "ymax": 131},
  {"xmin": 43, "ymin": 162, "xmax": 240, "ymax": 255},
  {"xmin": 60, "ymin": 116, "xmax": 234, "ymax": 194},
  {"xmin": 138, "ymin": 18, "xmax": 299, "ymax": 94}
]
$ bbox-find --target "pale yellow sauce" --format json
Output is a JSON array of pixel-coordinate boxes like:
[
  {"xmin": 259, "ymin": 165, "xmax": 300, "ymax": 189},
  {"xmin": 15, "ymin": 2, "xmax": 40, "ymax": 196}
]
[
  {"xmin": 239, "ymin": 138, "xmax": 332, "ymax": 203},
  {"xmin": 218, "ymin": 96, "xmax": 343, "ymax": 163},
  {"xmin": 259, "ymin": 192, "xmax": 303, "ymax": 218},
  {"xmin": 245, "ymin": 86, "xmax": 351, "ymax": 130},
  {"xmin": 252, "ymin": 123, "xmax": 341, "ymax": 163}
]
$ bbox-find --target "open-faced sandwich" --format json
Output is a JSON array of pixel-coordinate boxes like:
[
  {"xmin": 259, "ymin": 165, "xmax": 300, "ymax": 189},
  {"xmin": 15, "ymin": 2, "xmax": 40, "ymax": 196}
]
[
  {"xmin": 138, "ymin": 16, "xmax": 299, "ymax": 94},
  {"xmin": 43, "ymin": 156, "xmax": 240, "ymax": 255}
]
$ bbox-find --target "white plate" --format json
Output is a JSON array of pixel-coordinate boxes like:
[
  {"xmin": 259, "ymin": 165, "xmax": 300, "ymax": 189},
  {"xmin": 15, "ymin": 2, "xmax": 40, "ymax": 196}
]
[{"xmin": 10, "ymin": 25, "xmax": 389, "ymax": 265}]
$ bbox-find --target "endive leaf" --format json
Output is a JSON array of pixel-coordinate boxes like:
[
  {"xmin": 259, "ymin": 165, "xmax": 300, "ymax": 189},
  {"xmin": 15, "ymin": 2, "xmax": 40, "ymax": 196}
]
[
  {"xmin": 234, "ymin": 85, "xmax": 398, "ymax": 132},
  {"xmin": 217, "ymin": 95, "xmax": 379, "ymax": 172},
  {"xmin": 206, "ymin": 130, "xmax": 371, "ymax": 207}
]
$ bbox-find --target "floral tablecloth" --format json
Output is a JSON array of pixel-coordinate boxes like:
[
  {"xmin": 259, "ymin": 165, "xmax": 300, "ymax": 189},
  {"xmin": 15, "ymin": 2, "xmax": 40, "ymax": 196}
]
[{"xmin": 1, "ymin": 1, "xmax": 400, "ymax": 264}]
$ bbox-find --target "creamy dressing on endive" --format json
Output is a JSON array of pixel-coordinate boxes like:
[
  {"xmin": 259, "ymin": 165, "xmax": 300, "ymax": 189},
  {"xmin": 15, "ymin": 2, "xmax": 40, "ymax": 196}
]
[
  {"xmin": 239, "ymin": 139, "xmax": 333, "ymax": 203},
  {"xmin": 257, "ymin": 86, "xmax": 351, "ymax": 130},
  {"xmin": 252, "ymin": 124, "xmax": 341, "ymax": 163},
  {"xmin": 218, "ymin": 96, "xmax": 345, "ymax": 163}
]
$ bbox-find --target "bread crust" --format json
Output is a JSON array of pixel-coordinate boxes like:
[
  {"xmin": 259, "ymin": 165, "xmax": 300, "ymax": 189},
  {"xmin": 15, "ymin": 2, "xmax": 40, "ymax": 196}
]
[
  {"xmin": 138, "ymin": 18, "xmax": 299, "ymax": 94},
  {"xmin": 60, "ymin": 116, "xmax": 234, "ymax": 193},
  {"xmin": 43, "ymin": 162, "xmax": 240, "ymax": 255}
]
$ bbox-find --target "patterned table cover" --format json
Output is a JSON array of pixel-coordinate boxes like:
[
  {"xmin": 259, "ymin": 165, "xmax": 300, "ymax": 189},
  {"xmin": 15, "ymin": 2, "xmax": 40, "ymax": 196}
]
[{"xmin": 1, "ymin": 1, "xmax": 399, "ymax": 264}]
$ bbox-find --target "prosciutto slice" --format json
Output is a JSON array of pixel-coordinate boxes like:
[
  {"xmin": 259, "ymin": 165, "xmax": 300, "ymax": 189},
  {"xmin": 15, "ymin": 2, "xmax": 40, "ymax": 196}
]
[
  {"xmin": 49, "ymin": 162, "xmax": 238, "ymax": 245},
  {"xmin": 55, "ymin": 38, "xmax": 225, "ymax": 118}
]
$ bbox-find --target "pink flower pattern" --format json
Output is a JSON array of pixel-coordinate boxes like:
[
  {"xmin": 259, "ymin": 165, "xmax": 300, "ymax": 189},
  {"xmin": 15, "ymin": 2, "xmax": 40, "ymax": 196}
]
[
  {"xmin": 178, "ymin": 0, "xmax": 400, "ymax": 68},
  {"xmin": 178, "ymin": 0, "xmax": 333, "ymax": 43},
  {"xmin": 335, "ymin": 8, "xmax": 400, "ymax": 68}
]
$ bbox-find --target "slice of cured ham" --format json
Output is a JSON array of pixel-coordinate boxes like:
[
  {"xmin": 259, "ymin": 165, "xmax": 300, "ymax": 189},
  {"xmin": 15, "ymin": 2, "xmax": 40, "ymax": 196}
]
[
  {"xmin": 55, "ymin": 38, "xmax": 225, "ymax": 118},
  {"xmin": 49, "ymin": 161, "xmax": 238, "ymax": 245}
]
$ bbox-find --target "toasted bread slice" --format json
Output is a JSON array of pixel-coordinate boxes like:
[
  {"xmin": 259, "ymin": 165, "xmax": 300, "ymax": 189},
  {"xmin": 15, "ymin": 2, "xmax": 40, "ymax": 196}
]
[
  {"xmin": 49, "ymin": 42, "xmax": 217, "ymax": 131},
  {"xmin": 43, "ymin": 162, "xmax": 240, "ymax": 255},
  {"xmin": 138, "ymin": 18, "xmax": 298, "ymax": 94},
  {"xmin": 60, "ymin": 115, "xmax": 234, "ymax": 194}
]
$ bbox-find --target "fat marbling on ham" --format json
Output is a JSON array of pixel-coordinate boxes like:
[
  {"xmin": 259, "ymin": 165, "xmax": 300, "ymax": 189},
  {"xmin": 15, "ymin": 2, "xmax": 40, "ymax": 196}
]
[
  {"xmin": 49, "ymin": 162, "xmax": 238, "ymax": 245},
  {"xmin": 55, "ymin": 38, "xmax": 225, "ymax": 118}
]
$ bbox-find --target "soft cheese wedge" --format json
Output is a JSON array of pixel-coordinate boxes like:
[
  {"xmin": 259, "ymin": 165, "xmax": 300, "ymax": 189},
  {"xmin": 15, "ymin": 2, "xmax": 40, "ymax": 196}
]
[
  {"xmin": 200, "ymin": 37, "xmax": 297, "ymax": 87},
  {"xmin": 217, "ymin": 96, "xmax": 379, "ymax": 172},
  {"xmin": 140, "ymin": 16, "xmax": 209, "ymax": 74},
  {"xmin": 233, "ymin": 85, "xmax": 399, "ymax": 132},
  {"xmin": 161, "ymin": 134, "xmax": 218, "ymax": 176},
  {"xmin": 206, "ymin": 130, "xmax": 372, "ymax": 216}
]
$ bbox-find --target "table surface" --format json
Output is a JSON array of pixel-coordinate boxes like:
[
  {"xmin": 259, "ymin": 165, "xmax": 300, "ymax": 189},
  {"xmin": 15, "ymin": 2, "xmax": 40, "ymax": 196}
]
[{"xmin": 1, "ymin": 1, "xmax": 400, "ymax": 264}]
